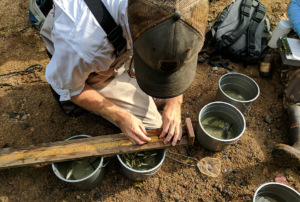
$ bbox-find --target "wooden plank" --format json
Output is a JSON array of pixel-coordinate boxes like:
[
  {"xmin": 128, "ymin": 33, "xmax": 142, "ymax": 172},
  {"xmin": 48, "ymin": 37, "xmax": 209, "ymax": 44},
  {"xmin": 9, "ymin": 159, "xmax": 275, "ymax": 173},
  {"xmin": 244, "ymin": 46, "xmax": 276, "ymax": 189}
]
[
  {"xmin": 185, "ymin": 118, "xmax": 195, "ymax": 145},
  {"xmin": 0, "ymin": 119, "xmax": 195, "ymax": 169}
]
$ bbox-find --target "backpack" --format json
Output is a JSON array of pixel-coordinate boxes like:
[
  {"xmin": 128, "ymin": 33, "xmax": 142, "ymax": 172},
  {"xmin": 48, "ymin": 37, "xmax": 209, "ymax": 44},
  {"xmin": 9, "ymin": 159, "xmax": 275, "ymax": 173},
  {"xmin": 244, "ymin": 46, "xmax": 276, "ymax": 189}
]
[
  {"xmin": 28, "ymin": 0, "xmax": 53, "ymax": 30},
  {"xmin": 202, "ymin": 0, "xmax": 271, "ymax": 70}
]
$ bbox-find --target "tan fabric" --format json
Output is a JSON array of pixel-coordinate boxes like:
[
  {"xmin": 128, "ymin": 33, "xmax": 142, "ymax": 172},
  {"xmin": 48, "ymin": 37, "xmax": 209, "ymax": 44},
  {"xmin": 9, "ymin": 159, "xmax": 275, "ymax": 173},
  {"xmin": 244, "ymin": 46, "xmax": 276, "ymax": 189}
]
[
  {"xmin": 89, "ymin": 71, "xmax": 162, "ymax": 129},
  {"xmin": 282, "ymin": 67, "xmax": 300, "ymax": 109}
]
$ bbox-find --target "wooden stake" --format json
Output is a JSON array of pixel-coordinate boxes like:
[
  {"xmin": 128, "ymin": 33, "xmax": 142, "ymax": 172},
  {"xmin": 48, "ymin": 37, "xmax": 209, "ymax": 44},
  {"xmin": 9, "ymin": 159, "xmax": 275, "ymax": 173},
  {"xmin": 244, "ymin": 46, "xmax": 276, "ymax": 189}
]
[{"xmin": 0, "ymin": 118, "xmax": 195, "ymax": 169}]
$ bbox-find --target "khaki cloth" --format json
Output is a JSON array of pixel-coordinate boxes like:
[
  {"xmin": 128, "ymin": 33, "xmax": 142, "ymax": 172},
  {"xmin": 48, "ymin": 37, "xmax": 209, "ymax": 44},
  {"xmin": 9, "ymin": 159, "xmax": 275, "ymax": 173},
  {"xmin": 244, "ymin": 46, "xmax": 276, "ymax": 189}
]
[
  {"xmin": 281, "ymin": 67, "xmax": 300, "ymax": 109},
  {"xmin": 41, "ymin": 8, "xmax": 162, "ymax": 129}
]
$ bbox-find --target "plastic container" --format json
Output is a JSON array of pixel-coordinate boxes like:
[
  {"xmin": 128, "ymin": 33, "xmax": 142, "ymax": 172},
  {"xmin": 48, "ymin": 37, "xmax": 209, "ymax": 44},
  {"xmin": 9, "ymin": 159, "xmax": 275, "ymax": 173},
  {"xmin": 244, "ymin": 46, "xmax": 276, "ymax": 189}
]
[
  {"xmin": 52, "ymin": 135, "xmax": 107, "ymax": 190},
  {"xmin": 214, "ymin": 72, "xmax": 260, "ymax": 114},
  {"xmin": 268, "ymin": 20, "xmax": 292, "ymax": 49},
  {"xmin": 117, "ymin": 149, "xmax": 166, "ymax": 181},
  {"xmin": 196, "ymin": 102, "xmax": 246, "ymax": 151},
  {"xmin": 253, "ymin": 182, "xmax": 300, "ymax": 201}
]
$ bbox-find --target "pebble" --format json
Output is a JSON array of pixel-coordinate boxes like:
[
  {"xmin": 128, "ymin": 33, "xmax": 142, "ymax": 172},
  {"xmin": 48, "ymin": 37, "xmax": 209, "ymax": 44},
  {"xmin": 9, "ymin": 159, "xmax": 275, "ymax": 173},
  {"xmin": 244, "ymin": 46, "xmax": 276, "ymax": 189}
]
[
  {"xmin": 231, "ymin": 177, "xmax": 236, "ymax": 182},
  {"xmin": 223, "ymin": 155, "xmax": 228, "ymax": 158},
  {"xmin": 15, "ymin": 115, "xmax": 20, "ymax": 119},
  {"xmin": 265, "ymin": 115, "xmax": 273, "ymax": 124},
  {"xmin": 257, "ymin": 121, "xmax": 261, "ymax": 125},
  {"xmin": 100, "ymin": 188, "xmax": 106, "ymax": 195},
  {"xmin": 208, "ymin": 74, "xmax": 214, "ymax": 77},
  {"xmin": 238, "ymin": 140, "xmax": 242, "ymax": 145},
  {"xmin": 268, "ymin": 143, "xmax": 274, "ymax": 148},
  {"xmin": 229, "ymin": 168, "xmax": 233, "ymax": 173},
  {"xmin": 250, "ymin": 146, "xmax": 253, "ymax": 150},
  {"xmin": 101, "ymin": 197, "xmax": 104, "ymax": 201},
  {"xmin": 212, "ymin": 183, "xmax": 218, "ymax": 188},
  {"xmin": 182, "ymin": 172, "xmax": 187, "ymax": 177},
  {"xmin": 2, "ymin": 114, "xmax": 5, "ymax": 117},
  {"xmin": 93, "ymin": 191, "xmax": 100, "ymax": 201},
  {"xmin": 223, "ymin": 168, "xmax": 227, "ymax": 172},
  {"xmin": 200, "ymin": 99, "xmax": 203, "ymax": 102},
  {"xmin": 20, "ymin": 123, "xmax": 29, "ymax": 129},
  {"xmin": 76, "ymin": 195, "xmax": 81, "ymax": 200},
  {"xmin": 240, "ymin": 181, "xmax": 246, "ymax": 186},
  {"xmin": 22, "ymin": 115, "xmax": 28, "ymax": 120},
  {"xmin": 195, "ymin": 185, "xmax": 199, "ymax": 189},
  {"xmin": 211, "ymin": 67, "xmax": 219, "ymax": 71},
  {"xmin": 270, "ymin": 107, "xmax": 275, "ymax": 113}
]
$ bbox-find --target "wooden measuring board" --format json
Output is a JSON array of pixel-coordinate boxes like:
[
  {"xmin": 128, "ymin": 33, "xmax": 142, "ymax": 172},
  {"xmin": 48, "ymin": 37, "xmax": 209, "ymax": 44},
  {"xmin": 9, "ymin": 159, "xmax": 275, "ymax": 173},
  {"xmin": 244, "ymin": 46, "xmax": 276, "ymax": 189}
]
[{"xmin": 0, "ymin": 118, "xmax": 194, "ymax": 169}]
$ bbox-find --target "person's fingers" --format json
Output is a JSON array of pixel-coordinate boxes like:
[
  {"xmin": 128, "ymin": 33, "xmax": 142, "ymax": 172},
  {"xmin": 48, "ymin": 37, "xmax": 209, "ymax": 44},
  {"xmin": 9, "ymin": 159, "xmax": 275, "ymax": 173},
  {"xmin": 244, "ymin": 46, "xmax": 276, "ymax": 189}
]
[
  {"xmin": 172, "ymin": 125, "xmax": 181, "ymax": 146},
  {"xmin": 139, "ymin": 124, "xmax": 151, "ymax": 142},
  {"xmin": 178, "ymin": 125, "xmax": 182, "ymax": 141},
  {"xmin": 134, "ymin": 125, "xmax": 151, "ymax": 142},
  {"xmin": 164, "ymin": 123, "xmax": 175, "ymax": 144},
  {"xmin": 159, "ymin": 119, "xmax": 170, "ymax": 138},
  {"xmin": 128, "ymin": 133, "xmax": 146, "ymax": 145},
  {"xmin": 128, "ymin": 137, "xmax": 137, "ymax": 145}
]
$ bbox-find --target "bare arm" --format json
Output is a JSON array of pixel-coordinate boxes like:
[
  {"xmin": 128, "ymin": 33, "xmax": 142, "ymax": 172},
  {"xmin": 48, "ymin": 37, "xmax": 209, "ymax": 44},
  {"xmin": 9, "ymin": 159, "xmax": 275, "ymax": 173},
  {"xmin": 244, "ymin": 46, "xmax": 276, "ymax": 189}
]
[{"xmin": 70, "ymin": 83, "xmax": 151, "ymax": 145}]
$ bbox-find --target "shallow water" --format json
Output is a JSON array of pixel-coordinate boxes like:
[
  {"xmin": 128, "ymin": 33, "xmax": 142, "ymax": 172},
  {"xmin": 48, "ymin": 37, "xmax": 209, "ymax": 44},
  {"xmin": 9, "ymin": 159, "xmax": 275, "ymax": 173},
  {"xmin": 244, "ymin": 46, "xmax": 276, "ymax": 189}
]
[
  {"xmin": 68, "ymin": 157, "xmax": 100, "ymax": 180},
  {"xmin": 255, "ymin": 192, "xmax": 287, "ymax": 202},
  {"xmin": 224, "ymin": 90, "xmax": 246, "ymax": 101},
  {"xmin": 201, "ymin": 117, "xmax": 234, "ymax": 139},
  {"xmin": 121, "ymin": 151, "xmax": 157, "ymax": 171}
]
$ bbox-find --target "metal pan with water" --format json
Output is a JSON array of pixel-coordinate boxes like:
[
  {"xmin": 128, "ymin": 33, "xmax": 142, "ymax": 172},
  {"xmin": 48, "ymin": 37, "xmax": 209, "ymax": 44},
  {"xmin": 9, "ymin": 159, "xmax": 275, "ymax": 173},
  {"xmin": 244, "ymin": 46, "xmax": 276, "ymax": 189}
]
[
  {"xmin": 52, "ymin": 135, "xmax": 107, "ymax": 190},
  {"xmin": 215, "ymin": 72, "xmax": 260, "ymax": 114},
  {"xmin": 117, "ymin": 149, "xmax": 166, "ymax": 181},
  {"xmin": 197, "ymin": 102, "xmax": 246, "ymax": 151},
  {"xmin": 253, "ymin": 182, "xmax": 300, "ymax": 202}
]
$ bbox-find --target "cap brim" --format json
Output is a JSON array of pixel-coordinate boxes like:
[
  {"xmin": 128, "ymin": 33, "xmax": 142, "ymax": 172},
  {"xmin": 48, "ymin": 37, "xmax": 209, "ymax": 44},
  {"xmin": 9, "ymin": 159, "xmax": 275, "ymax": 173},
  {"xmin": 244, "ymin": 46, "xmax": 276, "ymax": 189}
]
[{"xmin": 134, "ymin": 48, "xmax": 197, "ymax": 99}]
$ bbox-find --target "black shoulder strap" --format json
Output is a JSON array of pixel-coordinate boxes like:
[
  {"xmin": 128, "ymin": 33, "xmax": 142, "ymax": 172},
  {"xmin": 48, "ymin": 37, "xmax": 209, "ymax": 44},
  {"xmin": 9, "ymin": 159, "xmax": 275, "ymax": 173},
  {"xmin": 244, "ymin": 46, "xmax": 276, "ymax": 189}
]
[
  {"xmin": 222, "ymin": 0, "xmax": 253, "ymax": 47},
  {"xmin": 84, "ymin": 0, "xmax": 127, "ymax": 56},
  {"xmin": 247, "ymin": 1, "xmax": 266, "ymax": 58}
]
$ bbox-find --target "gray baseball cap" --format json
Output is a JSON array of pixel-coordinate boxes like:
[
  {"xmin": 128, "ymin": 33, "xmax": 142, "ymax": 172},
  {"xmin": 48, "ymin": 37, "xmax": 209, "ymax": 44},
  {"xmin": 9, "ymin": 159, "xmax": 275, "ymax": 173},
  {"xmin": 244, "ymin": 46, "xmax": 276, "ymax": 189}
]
[{"xmin": 128, "ymin": 0, "xmax": 208, "ymax": 98}]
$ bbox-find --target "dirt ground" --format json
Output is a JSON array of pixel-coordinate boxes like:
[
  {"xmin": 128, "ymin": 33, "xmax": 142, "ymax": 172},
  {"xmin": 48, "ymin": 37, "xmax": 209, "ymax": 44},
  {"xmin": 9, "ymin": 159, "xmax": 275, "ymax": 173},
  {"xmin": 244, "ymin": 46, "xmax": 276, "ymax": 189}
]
[{"xmin": 0, "ymin": 0, "xmax": 298, "ymax": 201}]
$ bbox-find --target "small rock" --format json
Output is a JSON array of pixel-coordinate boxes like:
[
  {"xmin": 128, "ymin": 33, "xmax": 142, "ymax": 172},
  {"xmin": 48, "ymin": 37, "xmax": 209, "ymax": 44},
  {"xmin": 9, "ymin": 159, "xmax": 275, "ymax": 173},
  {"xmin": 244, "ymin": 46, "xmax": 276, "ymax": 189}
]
[
  {"xmin": 240, "ymin": 181, "xmax": 246, "ymax": 186},
  {"xmin": 257, "ymin": 121, "xmax": 261, "ymax": 125},
  {"xmin": 250, "ymin": 146, "xmax": 253, "ymax": 150},
  {"xmin": 93, "ymin": 191, "xmax": 100, "ymax": 201},
  {"xmin": 208, "ymin": 74, "xmax": 214, "ymax": 77},
  {"xmin": 265, "ymin": 115, "xmax": 273, "ymax": 124},
  {"xmin": 195, "ymin": 185, "xmax": 199, "ymax": 189},
  {"xmin": 231, "ymin": 177, "xmax": 236, "ymax": 182},
  {"xmin": 22, "ymin": 115, "xmax": 28, "ymax": 120},
  {"xmin": 100, "ymin": 188, "xmax": 106, "ymax": 195},
  {"xmin": 269, "ymin": 128, "xmax": 272, "ymax": 132},
  {"xmin": 217, "ymin": 184, "xmax": 223, "ymax": 192},
  {"xmin": 182, "ymin": 172, "xmax": 187, "ymax": 177},
  {"xmin": 101, "ymin": 197, "xmax": 104, "ymax": 202},
  {"xmin": 15, "ymin": 115, "xmax": 20, "ymax": 119},
  {"xmin": 0, "ymin": 196, "xmax": 9, "ymax": 202},
  {"xmin": 270, "ymin": 107, "xmax": 275, "ymax": 113},
  {"xmin": 211, "ymin": 67, "xmax": 219, "ymax": 71},
  {"xmin": 9, "ymin": 113, "xmax": 18, "ymax": 119},
  {"xmin": 238, "ymin": 140, "xmax": 242, "ymax": 145},
  {"xmin": 263, "ymin": 167, "xmax": 269, "ymax": 177},
  {"xmin": 223, "ymin": 155, "xmax": 228, "ymax": 158},
  {"xmin": 2, "ymin": 114, "xmax": 5, "ymax": 117},
  {"xmin": 268, "ymin": 143, "xmax": 274, "ymax": 148},
  {"xmin": 228, "ymin": 168, "xmax": 233, "ymax": 173},
  {"xmin": 15, "ymin": 53, "xmax": 21, "ymax": 56},
  {"xmin": 76, "ymin": 195, "xmax": 81, "ymax": 200},
  {"xmin": 200, "ymin": 99, "xmax": 203, "ymax": 102},
  {"xmin": 223, "ymin": 168, "xmax": 227, "ymax": 172},
  {"xmin": 20, "ymin": 123, "xmax": 29, "ymax": 129},
  {"xmin": 212, "ymin": 183, "xmax": 218, "ymax": 188}
]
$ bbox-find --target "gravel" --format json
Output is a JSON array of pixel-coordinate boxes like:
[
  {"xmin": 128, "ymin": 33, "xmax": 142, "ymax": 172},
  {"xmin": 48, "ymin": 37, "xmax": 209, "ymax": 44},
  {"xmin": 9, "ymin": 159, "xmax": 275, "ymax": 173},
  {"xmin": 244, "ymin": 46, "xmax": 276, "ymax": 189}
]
[{"xmin": 264, "ymin": 115, "xmax": 273, "ymax": 124}]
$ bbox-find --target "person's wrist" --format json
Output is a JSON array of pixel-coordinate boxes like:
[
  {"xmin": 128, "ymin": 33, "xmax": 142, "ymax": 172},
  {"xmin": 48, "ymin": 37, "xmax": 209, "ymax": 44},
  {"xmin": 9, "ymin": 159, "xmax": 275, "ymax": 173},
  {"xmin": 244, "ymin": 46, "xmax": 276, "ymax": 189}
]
[
  {"xmin": 166, "ymin": 95, "xmax": 183, "ymax": 107},
  {"xmin": 115, "ymin": 109, "xmax": 131, "ymax": 126}
]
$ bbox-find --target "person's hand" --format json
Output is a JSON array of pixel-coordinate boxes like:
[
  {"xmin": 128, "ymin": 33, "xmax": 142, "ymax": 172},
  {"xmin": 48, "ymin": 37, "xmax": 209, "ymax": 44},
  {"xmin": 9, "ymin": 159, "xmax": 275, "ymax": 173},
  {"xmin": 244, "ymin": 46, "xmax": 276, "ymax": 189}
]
[
  {"xmin": 117, "ymin": 112, "xmax": 151, "ymax": 145},
  {"xmin": 159, "ymin": 95, "xmax": 183, "ymax": 146}
]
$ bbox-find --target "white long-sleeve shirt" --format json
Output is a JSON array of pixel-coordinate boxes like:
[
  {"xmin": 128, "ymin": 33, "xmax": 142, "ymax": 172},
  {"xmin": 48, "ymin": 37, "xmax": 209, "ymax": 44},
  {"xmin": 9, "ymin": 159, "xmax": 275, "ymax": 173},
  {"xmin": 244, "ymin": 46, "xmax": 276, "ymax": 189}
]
[{"xmin": 44, "ymin": 0, "xmax": 132, "ymax": 101}]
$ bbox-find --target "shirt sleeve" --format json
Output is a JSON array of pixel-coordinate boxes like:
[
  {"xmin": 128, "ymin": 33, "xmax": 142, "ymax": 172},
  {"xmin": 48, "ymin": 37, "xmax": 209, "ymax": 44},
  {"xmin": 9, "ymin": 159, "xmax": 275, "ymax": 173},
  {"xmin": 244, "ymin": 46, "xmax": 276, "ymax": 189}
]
[{"xmin": 45, "ymin": 0, "xmax": 116, "ymax": 101}]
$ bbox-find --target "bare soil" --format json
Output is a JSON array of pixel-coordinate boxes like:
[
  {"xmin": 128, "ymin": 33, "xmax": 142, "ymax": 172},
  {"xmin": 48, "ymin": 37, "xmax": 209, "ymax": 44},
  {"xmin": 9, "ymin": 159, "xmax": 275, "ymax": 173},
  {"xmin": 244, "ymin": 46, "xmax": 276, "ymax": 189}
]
[{"xmin": 0, "ymin": 0, "xmax": 299, "ymax": 201}]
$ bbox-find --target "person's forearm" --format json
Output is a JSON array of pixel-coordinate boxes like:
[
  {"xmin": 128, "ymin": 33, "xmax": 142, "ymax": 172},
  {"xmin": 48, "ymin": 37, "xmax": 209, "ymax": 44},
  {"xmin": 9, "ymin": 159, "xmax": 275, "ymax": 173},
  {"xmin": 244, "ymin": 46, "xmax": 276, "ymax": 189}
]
[
  {"xmin": 70, "ymin": 83, "xmax": 129, "ymax": 125},
  {"xmin": 166, "ymin": 94, "xmax": 183, "ymax": 107}
]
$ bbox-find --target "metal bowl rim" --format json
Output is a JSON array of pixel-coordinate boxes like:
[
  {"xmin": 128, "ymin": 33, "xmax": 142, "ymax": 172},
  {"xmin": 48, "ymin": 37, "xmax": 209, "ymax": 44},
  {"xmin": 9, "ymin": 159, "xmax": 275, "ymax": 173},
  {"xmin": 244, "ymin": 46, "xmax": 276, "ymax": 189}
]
[
  {"xmin": 253, "ymin": 182, "xmax": 300, "ymax": 200},
  {"xmin": 52, "ymin": 135, "xmax": 104, "ymax": 183},
  {"xmin": 198, "ymin": 101, "xmax": 246, "ymax": 142},
  {"xmin": 219, "ymin": 72, "xmax": 260, "ymax": 103},
  {"xmin": 117, "ymin": 149, "xmax": 166, "ymax": 173}
]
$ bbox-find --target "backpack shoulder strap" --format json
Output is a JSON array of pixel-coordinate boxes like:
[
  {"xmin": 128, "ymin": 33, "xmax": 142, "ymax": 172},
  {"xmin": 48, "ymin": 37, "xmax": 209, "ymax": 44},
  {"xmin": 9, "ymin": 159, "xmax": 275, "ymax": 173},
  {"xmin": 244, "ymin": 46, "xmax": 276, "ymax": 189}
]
[
  {"xmin": 84, "ymin": 0, "xmax": 127, "ymax": 56},
  {"xmin": 222, "ymin": 0, "xmax": 253, "ymax": 47},
  {"xmin": 247, "ymin": 1, "xmax": 266, "ymax": 58}
]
